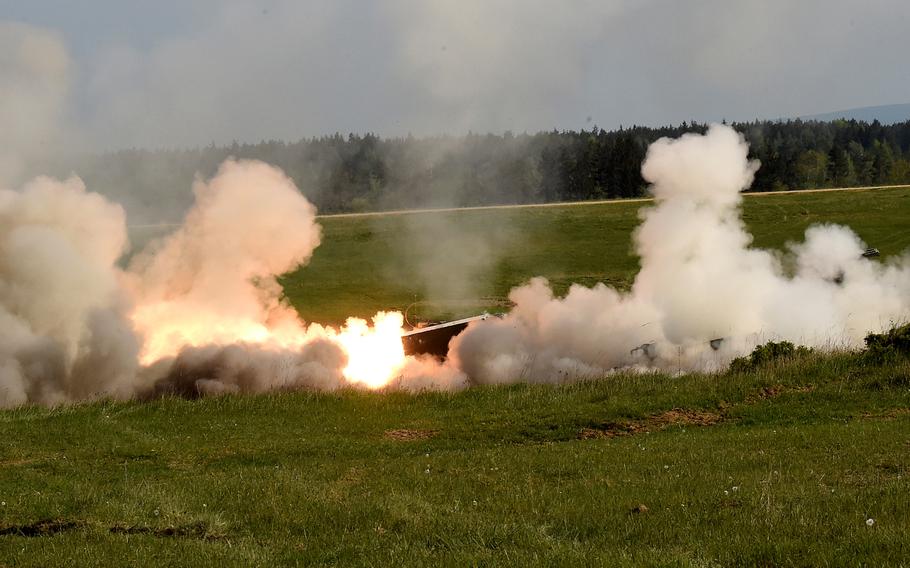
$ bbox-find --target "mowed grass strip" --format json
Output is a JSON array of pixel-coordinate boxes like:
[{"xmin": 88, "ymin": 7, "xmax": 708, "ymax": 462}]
[
  {"xmin": 283, "ymin": 186, "xmax": 910, "ymax": 324},
  {"xmin": 0, "ymin": 354, "xmax": 908, "ymax": 566}
]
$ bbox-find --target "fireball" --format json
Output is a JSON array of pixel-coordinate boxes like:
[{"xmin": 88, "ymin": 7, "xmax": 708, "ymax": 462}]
[
  {"xmin": 133, "ymin": 302, "xmax": 408, "ymax": 390},
  {"xmin": 336, "ymin": 311, "xmax": 407, "ymax": 389}
]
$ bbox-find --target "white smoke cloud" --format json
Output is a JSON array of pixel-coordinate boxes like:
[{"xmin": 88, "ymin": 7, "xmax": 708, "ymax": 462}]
[
  {"xmin": 0, "ymin": 175, "xmax": 138, "ymax": 406},
  {"xmin": 0, "ymin": 156, "xmax": 464, "ymax": 406},
  {"xmin": 127, "ymin": 159, "xmax": 464, "ymax": 397},
  {"xmin": 127, "ymin": 158, "xmax": 322, "ymax": 360},
  {"xmin": 451, "ymin": 125, "xmax": 910, "ymax": 384},
  {"xmin": 2, "ymin": 125, "xmax": 908, "ymax": 407}
]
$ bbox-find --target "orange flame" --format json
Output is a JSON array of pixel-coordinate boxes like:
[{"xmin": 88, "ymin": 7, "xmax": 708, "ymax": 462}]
[
  {"xmin": 132, "ymin": 304, "xmax": 407, "ymax": 389},
  {"xmin": 336, "ymin": 312, "xmax": 407, "ymax": 389}
]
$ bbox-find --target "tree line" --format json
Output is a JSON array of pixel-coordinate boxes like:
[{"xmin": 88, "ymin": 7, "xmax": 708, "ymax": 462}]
[{"xmin": 71, "ymin": 119, "xmax": 910, "ymax": 217}]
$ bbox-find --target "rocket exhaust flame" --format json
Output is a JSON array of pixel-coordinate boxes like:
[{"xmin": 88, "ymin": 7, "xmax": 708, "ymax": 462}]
[{"xmin": 336, "ymin": 312, "xmax": 408, "ymax": 389}]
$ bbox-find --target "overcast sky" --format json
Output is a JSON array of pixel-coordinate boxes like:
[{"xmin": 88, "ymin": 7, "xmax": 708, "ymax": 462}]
[{"xmin": 1, "ymin": 0, "xmax": 908, "ymax": 150}]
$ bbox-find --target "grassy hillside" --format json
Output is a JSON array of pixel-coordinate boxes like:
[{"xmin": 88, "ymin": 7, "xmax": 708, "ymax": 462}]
[
  {"xmin": 0, "ymin": 351, "xmax": 907, "ymax": 566},
  {"xmin": 283, "ymin": 187, "xmax": 910, "ymax": 324}
]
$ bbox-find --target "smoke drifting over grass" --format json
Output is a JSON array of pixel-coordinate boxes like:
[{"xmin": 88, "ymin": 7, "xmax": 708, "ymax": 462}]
[
  {"xmin": 0, "ymin": 175, "xmax": 137, "ymax": 405},
  {"xmin": 452, "ymin": 125, "xmax": 910, "ymax": 384},
  {"xmin": 0, "ymin": 159, "xmax": 462, "ymax": 407},
  {"xmin": 1, "ymin": 125, "xmax": 908, "ymax": 407},
  {"xmin": 385, "ymin": 211, "xmax": 516, "ymax": 312}
]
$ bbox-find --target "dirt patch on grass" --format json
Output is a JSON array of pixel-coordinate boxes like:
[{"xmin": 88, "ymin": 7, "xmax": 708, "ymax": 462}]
[
  {"xmin": 579, "ymin": 408, "xmax": 724, "ymax": 440},
  {"xmin": 652, "ymin": 409, "xmax": 723, "ymax": 427},
  {"xmin": 0, "ymin": 518, "xmax": 226, "ymax": 541},
  {"xmin": 325, "ymin": 466, "xmax": 367, "ymax": 502},
  {"xmin": 745, "ymin": 384, "xmax": 815, "ymax": 403},
  {"xmin": 384, "ymin": 429, "xmax": 439, "ymax": 441},
  {"xmin": 0, "ymin": 457, "xmax": 40, "ymax": 468},
  {"xmin": 578, "ymin": 423, "xmax": 629, "ymax": 440},
  {"xmin": 109, "ymin": 521, "xmax": 225, "ymax": 541},
  {"xmin": 0, "ymin": 519, "xmax": 85, "ymax": 537},
  {"xmin": 860, "ymin": 408, "xmax": 910, "ymax": 420}
]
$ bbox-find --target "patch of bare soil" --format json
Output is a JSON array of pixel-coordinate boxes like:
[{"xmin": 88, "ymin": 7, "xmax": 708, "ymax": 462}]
[
  {"xmin": 384, "ymin": 428, "xmax": 439, "ymax": 441},
  {"xmin": 861, "ymin": 408, "xmax": 910, "ymax": 420},
  {"xmin": 579, "ymin": 408, "xmax": 724, "ymax": 439},
  {"xmin": 109, "ymin": 521, "xmax": 225, "ymax": 540},
  {"xmin": 0, "ymin": 457, "xmax": 39, "ymax": 468},
  {"xmin": 0, "ymin": 519, "xmax": 84, "ymax": 537},
  {"xmin": 0, "ymin": 518, "xmax": 227, "ymax": 541},
  {"xmin": 745, "ymin": 384, "xmax": 815, "ymax": 403}
]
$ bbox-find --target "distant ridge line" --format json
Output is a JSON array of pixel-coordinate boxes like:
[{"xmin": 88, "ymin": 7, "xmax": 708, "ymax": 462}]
[{"xmin": 799, "ymin": 103, "xmax": 910, "ymax": 125}]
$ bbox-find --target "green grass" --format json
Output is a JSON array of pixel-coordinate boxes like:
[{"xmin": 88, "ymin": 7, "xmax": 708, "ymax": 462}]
[
  {"xmin": 4, "ymin": 188, "xmax": 910, "ymax": 566},
  {"xmin": 283, "ymin": 187, "xmax": 910, "ymax": 324},
  {"xmin": 1, "ymin": 353, "xmax": 908, "ymax": 566}
]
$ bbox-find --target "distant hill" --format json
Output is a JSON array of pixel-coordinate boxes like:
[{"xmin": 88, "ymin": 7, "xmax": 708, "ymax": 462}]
[{"xmin": 800, "ymin": 103, "xmax": 910, "ymax": 125}]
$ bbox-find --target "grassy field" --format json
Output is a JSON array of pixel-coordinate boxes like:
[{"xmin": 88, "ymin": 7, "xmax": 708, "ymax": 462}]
[
  {"xmin": 0, "ymin": 353, "xmax": 908, "ymax": 566},
  {"xmin": 3, "ymin": 187, "xmax": 910, "ymax": 566},
  {"xmin": 283, "ymin": 186, "xmax": 910, "ymax": 324}
]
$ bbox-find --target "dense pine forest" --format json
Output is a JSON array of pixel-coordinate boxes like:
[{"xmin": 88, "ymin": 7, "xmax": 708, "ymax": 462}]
[{"xmin": 64, "ymin": 119, "xmax": 910, "ymax": 220}]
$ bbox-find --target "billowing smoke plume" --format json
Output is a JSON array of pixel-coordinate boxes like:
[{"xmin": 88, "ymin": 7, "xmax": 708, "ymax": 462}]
[
  {"xmin": 0, "ymin": 159, "xmax": 462, "ymax": 407},
  {"xmin": 2, "ymin": 125, "xmax": 908, "ymax": 407},
  {"xmin": 127, "ymin": 159, "xmax": 322, "ymax": 361},
  {"xmin": 451, "ymin": 125, "xmax": 910, "ymax": 384},
  {"xmin": 0, "ymin": 175, "xmax": 138, "ymax": 406}
]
